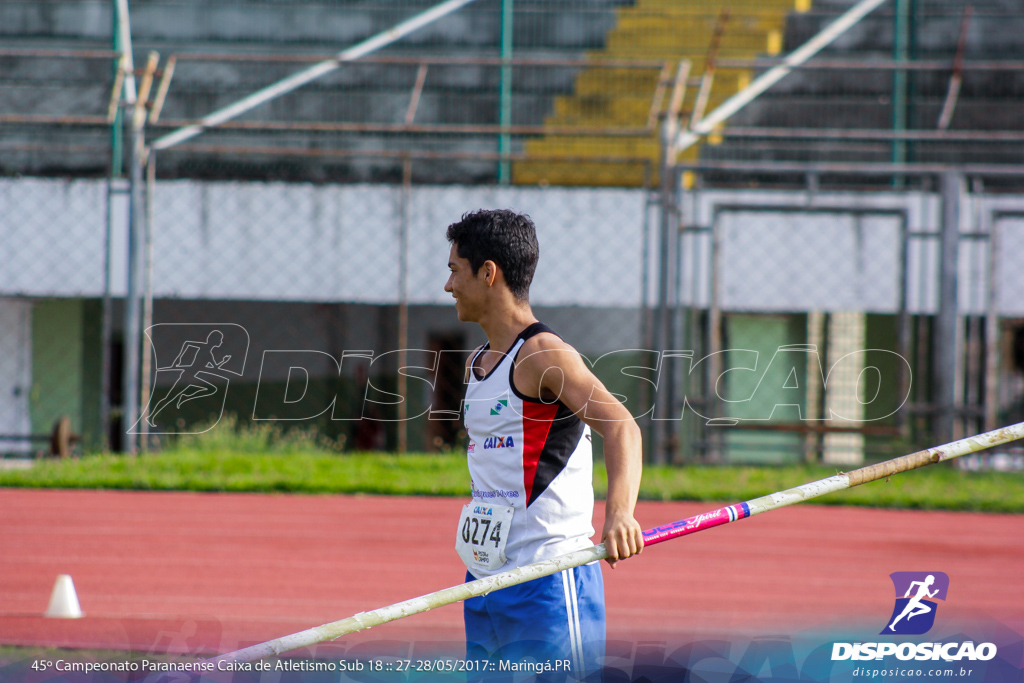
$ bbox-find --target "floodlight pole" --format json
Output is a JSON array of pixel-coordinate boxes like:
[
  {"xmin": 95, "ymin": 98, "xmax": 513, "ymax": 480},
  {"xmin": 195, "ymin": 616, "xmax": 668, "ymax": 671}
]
[{"xmin": 115, "ymin": 0, "xmax": 143, "ymax": 455}]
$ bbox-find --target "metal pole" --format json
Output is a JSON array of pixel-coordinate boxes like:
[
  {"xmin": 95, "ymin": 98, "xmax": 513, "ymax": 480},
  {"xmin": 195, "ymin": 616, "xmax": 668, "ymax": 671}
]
[
  {"xmin": 896, "ymin": 214, "xmax": 911, "ymax": 436},
  {"xmin": 891, "ymin": 0, "xmax": 910, "ymax": 179},
  {"xmin": 652, "ymin": 61, "xmax": 691, "ymax": 464},
  {"xmin": 983, "ymin": 195, "xmax": 1000, "ymax": 432},
  {"xmin": 202, "ymin": 420, "xmax": 1024, "ymax": 667},
  {"xmin": 497, "ymin": 0, "xmax": 513, "ymax": 184},
  {"xmin": 114, "ymin": 0, "xmax": 141, "ymax": 454},
  {"xmin": 151, "ymin": 0, "xmax": 479, "ymax": 152},
  {"xmin": 100, "ymin": 178, "xmax": 118, "ymax": 452},
  {"xmin": 652, "ymin": 117, "xmax": 678, "ymax": 465},
  {"xmin": 123, "ymin": 121, "xmax": 144, "ymax": 454},
  {"xmin": 397, "ymin": 159, "xmax": 411, "ymax": 454},
  {"xmin": 121, "ymin": 49, "xmax": 158, "ymax": 453},
  {"xmin": 935, "ymin": 171, "xmax": 962, "ymax": 445},
  {"xmin": 102, "ymin": 1, "xmax": 120, "ymax": 451},
  {"xmin": 670, "ymin": 193, "xmax": 685, "ymax": 466},
  {"xmin": 707, "ymin": 208, "xmax": 723, "ymax": 461},
  {"xmin": 139, "ymin": 152, "xmax": 156, "ymax": 451},
  {"xmin": 113, "ymin": 0, "xmax": 137, "ymax": 105},
  {"xmin": 675, "ymin": 0, "xmax": 890, "ymax": 153}
]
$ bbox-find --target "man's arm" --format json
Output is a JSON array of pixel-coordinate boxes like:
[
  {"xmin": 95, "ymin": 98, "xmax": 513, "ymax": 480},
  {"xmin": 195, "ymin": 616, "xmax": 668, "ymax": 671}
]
[{"xmin": 514, "ymin": 334, "xmax": 644, "ymax": 567}]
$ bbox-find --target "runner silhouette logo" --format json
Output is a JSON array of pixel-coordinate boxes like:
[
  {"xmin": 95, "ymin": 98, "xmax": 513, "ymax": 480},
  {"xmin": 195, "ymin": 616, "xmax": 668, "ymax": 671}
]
[
  {"xmin": 882, "ymin": 572, "xmax": 949, "ymax": 635},
  {"xmin": 133, "ymin": 323, "xmax": 250, "ymax": 435}
]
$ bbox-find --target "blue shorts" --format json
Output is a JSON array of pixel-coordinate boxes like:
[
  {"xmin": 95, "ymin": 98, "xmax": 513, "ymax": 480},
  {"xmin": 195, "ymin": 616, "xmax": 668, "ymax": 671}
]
[{"xmin": 464, "ymin": 563, "xmax": 605, "ymax": 682}]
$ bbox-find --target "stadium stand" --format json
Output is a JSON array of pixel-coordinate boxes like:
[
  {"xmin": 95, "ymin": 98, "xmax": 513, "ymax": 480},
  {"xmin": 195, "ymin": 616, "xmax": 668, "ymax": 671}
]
[
  {"xmin": 515, "ymin": 0, "xmax": 800, "ymax": 186},
  {"xmin": 3, "ymin": 0, "xmax": 1021, "ymax": 185}
]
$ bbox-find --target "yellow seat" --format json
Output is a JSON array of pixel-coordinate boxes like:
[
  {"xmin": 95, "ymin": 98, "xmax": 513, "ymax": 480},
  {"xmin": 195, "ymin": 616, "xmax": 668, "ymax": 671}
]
[{"xmin": 514, "ymin": 0, "xmax": 806, "ymax": 187}]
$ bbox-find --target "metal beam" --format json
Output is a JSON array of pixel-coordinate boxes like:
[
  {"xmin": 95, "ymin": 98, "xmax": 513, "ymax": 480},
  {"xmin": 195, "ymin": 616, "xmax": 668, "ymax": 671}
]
[
  {"xmin": 674, "ymin": 160, "xmax": 1024, "ymax": 177},
  {"xmin": 151, "ymin": 0, "xmax": 479, "ymax": 151},
  {"xmin": 674, "ymin": 0, "xmax": 890, "ymax": 157}
]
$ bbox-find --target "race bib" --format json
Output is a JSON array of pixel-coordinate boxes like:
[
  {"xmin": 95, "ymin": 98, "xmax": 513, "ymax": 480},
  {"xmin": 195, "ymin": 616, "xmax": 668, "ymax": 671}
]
[{"xmin": 455, "ymin": 502, "xmax": 514, "ymax": 571}]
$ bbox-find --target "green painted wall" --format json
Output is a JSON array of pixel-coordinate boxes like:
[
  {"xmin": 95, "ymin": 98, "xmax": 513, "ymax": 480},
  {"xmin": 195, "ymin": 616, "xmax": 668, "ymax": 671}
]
[
  {"xmin": 29, "ymin": 299, "xmax": 104, "ymax": 451},
  {"xmin": 721, "ymin": 313, "xmax": 807, "ymax": 464},
  {"xmin": 31, "ymin": 299, "xmax": 84, "ymax": 437},
  {"xmin": 81, "ymin": 299, "xmax": 104, "ymax": 449}
]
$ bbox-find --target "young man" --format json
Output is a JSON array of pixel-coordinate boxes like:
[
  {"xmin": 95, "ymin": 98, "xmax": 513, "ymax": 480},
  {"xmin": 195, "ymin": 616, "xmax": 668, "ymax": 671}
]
[{"xmin": 444, "ymin": 209, "xmax": 644, "ymax": 679}]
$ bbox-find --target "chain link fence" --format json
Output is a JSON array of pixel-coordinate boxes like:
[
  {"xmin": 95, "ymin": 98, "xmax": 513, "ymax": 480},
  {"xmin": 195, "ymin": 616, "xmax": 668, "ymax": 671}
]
[
  {"xmin": 0, "ymin": 175, "xmax": 653, "ymax": 456},
  {"xmin": 653, "ymin": 174, "xmax": 1024, "ymax": 466},
  {"xmin": 3, "ymin": 0, "xmax": 1024, "ymax": 466}
]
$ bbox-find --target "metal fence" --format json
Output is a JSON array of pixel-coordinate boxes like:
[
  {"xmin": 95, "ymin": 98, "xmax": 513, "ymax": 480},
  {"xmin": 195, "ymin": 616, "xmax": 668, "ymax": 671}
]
[
  {"xmin": 2, "ymin": 0, "xmax": 1024, "ymax": 466},
  {"xmin": 651, "ymin": 166, "xmax": 1024, "ymax": 465},
  {"xmin": 0, "ymin": 175, "xmax": 654, "ymax": 456}
]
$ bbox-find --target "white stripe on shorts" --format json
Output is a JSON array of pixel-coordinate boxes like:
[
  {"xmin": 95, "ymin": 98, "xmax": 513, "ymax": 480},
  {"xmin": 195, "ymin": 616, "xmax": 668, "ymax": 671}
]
[{"xmin": 561, "ymin": 568, "xmax": 583, "ymax": 677}]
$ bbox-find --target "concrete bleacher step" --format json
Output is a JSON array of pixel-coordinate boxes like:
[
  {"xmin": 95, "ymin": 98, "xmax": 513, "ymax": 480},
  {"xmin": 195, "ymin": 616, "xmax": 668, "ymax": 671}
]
[
  {"xmin": 1, "ymin": 0, "xmax": 633, "ymax": 182},
  {"xmin": 705, "ymin": 0, "xmax": 1024, "ymax": 166},
  {"xmin": 515, "ymin": 0, "xmax": 803, "ymax": 187}
]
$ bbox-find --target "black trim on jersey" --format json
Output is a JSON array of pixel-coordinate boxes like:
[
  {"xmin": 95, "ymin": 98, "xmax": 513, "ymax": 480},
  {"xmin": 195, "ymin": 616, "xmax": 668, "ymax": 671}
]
[
  {"xmin": 506, "ymin": 322, "xmax": 587, "ymax": 507},
  {"xmin": 470, "ymin": 340, "xmax": 513, "ymax": 382},
  {"xmin": 472, "ymin": 321, "xmax": 554, "ymax": 383},
  {"xmin": 507, "ymin": 322, "xmax": 562, "ymax": 403},
  {"xmin": 527, "ymin": 402, "xmax": 586, "ymax": 507}
]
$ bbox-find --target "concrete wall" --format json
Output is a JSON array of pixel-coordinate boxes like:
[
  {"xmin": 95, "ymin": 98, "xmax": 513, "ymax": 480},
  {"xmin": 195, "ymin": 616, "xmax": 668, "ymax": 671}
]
[{"xmin": 5, "ymin": 178, "xmax": 1024, "ymax": 315}]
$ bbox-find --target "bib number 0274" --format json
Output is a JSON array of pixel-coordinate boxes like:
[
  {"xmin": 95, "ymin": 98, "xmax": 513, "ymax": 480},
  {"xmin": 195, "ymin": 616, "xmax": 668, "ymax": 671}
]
[
  {"xmin": 462, "ymin": 515, "xmax": 501, "ymax": 548},
  {"xmin": 455, "ymin": 503, "xmax": 514, "ymax": 571}
]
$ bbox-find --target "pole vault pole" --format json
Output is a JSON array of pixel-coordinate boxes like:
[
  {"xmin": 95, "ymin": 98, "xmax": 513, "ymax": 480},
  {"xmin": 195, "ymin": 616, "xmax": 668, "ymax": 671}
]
[{"xmin": 205, "ymin": 421, "xmax": 1024, "ymax": 667}]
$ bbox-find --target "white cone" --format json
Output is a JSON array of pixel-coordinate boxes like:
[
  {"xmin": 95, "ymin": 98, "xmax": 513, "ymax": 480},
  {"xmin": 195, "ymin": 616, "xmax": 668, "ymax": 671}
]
[{"xmin": 44, "ymin": 574, "xmax": 83, "ymax": 619}]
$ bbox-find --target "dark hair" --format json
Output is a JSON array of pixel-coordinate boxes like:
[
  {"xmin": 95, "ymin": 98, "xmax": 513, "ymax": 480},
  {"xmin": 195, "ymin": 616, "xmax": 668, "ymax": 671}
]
[{"xmin": 446, "ymin": 209, "xmax": 539, "ymax": 302}]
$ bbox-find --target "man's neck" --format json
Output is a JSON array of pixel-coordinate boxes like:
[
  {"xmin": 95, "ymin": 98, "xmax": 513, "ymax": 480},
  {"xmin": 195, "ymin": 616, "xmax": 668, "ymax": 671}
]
[{"xmin": 477, "ymin": 302, "xmax": 538, "ymax": 354}]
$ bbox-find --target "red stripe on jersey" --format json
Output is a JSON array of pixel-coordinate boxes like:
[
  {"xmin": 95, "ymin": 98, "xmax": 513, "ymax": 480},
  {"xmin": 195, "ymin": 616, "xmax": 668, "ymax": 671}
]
[{"xmin": 521, "ymin": 401, "xmax": 559, "ymax": 502}]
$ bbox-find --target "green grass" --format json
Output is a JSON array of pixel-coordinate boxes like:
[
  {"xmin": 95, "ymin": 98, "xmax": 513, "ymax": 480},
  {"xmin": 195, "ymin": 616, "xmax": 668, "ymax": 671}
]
[
  {"xmin": 2, "ymin": 420, "xmax": 1021, "ymax": 512},
  {"xmin": 0, "ymin": 449, "xmax": 470, "ymax": 496},
  {"xmin": 603, "ymin": 462, "xmax": 1024, "ymax": 513},
  {"xmin": 2, "ymin": 441, "xmax": 1022, "ymax": 513}
]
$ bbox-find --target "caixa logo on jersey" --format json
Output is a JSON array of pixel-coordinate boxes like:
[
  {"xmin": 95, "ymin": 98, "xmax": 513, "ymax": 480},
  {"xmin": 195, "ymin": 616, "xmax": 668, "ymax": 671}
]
[{"xmin": 483, "ymin": 436, "xmax": 515, "ymax": 450}]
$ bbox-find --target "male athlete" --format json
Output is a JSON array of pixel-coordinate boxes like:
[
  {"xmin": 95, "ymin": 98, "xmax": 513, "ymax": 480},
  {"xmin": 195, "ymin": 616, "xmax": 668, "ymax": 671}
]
[{"xmin": 444, "ymin": 209, "xmax": 644, "ymax": 679}]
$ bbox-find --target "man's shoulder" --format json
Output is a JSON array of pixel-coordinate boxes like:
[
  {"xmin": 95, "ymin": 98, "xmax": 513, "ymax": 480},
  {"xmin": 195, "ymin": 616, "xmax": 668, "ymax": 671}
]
[
  {"xmin": 519, "ymin": 328, "xmax": 574, "ymax": 355},
  {"xmin": 516, "ymin": 330, "xmax": 581, "ymax": 373}
]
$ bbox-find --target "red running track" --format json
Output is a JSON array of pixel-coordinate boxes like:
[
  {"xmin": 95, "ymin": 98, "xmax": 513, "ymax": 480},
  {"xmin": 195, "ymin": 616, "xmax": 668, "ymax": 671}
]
[{"xmin": 1, "ymin": 488, "xmax": 1021, "ymax": 656}]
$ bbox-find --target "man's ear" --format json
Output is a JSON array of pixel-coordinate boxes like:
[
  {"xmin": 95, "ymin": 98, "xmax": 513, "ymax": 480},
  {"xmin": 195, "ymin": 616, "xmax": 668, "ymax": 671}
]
[{"xmin": 482, "ymin": 260, "xmax": 499, "ymax": 287}]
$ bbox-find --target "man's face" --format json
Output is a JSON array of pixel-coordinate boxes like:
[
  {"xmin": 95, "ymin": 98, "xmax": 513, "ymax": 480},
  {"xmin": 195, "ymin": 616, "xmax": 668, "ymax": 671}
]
[{"xmin": 445, "ymin": 244, "xmax": 487, "ymax": 322}]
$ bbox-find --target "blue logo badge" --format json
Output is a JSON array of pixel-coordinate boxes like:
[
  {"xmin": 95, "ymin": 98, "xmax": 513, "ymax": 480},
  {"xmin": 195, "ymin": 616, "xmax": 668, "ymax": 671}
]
[{"xmin": 881, "ymin": 572, "xmax": 949, "ymax": 635}]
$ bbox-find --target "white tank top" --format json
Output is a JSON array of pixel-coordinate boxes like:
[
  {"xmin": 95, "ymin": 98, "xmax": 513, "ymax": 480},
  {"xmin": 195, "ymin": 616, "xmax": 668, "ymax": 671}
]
[{"xmin": 462, "ymin": 322, "xmax": 595, "ymax": 578}]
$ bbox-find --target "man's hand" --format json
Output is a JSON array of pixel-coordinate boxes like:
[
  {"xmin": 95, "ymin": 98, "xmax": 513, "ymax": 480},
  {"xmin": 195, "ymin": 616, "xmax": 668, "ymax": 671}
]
[{"xmin": 601, "ymin": 509, "xmax": 644, "ymax": 569}]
